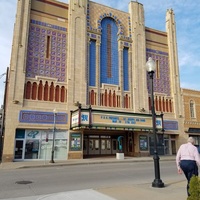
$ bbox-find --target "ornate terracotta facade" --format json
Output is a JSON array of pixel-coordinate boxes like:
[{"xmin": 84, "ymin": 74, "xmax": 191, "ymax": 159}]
[{"xmin": 1, "ymin": 0, "xmax": 186, "ymax": 162}]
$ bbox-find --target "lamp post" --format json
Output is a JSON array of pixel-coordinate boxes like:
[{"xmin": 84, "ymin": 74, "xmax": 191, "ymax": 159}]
[
  {"xmin": 50, "ymin": 108, "xmax": 57, "ymax": 163},
  {"xmin": 146, "ymin": 57, "xmax": 164, "ymax": 188}
]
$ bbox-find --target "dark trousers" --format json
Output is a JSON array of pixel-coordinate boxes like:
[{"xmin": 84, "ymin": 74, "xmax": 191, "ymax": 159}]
[{"xmin": 180, "ymin": 160, "xmax": 199, "ymax": 196}]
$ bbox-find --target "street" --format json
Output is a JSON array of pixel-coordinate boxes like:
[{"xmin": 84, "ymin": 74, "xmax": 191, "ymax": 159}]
[{"xmin": 0, "ymin": 160, "xmax": 185, "ymax": 199}]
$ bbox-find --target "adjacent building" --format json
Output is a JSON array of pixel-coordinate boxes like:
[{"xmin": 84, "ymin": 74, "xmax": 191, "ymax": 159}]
[
  {"xmin": 182, "ymin": 88, "xmax": 200, "ymax": 149},
  {"xmin": 2, "ymin": 0, "xmax": 185, "ymax": 162}
]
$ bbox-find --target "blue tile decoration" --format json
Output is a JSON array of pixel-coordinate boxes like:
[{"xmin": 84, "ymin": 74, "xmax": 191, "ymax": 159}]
[
  {"xmin": 100, "ymin": 18, "xmax": 119, "ymax": 85},
  {"xmin": 30, "ymin": 19, "xmax": 67, "ymax": 31},
  {"xmin": 26, "ymin": 19, "xmax": 67, "ymax": 82},
  {"xmin": 98, "ymin": 13, "xmax": 124, "ymax": 35},
  {"xmin": 89, "ymin": 40, "xmax": 96, "ymax": 86},
  {"xmin": 123, "ymin": 47, "xmax": 129, "ymax": 91},
  {"xmin": 19, "ymin": 110, "xmax": 68, "ymax": 124},
  {"xmin": 146, "ymin": 48, "xmax": 170, "ymax": 96}
]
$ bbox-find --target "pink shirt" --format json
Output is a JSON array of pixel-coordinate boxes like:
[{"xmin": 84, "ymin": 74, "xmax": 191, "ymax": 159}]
[{"xmin": 176, "ymin": 142, "xmax": 200, "ymax": 169}]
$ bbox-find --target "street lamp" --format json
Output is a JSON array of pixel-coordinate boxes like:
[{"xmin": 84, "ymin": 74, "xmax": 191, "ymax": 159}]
[
  {"xmin": 50, "ymin": 108, "xmax": 57, "ymax": 163},
  {"xmin": 146, "ymin": 57, "xmax": 164, "ymax": 188}
]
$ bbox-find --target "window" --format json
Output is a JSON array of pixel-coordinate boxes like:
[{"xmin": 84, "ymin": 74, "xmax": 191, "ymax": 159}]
[
  {"xmin": 46, "ymin": 36, "xmax": 51, "ymax": 58},
  {"xmin": 190, "ymin": 100, "xmax": 195, "ymax": 118},
  {"xmin": 156, "ymin": 60, "xmax": 160, "ymax": 79},
  {"xmin": 100, "ymin": 17, "xmax": 119, "ymax": 85}
]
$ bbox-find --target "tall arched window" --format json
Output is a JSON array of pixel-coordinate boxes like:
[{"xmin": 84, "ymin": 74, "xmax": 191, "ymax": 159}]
[
  {"xmin": 49, "ymin": 82, "xmax": 54, "ymax": 101},
  {"xmin": 55, "ymin": 85, "xmax": 60, "ymax": 102},
  {"xmin": 105, "ymin": 90, "xmax": 108, "ymax": 106},
  {"xmin": 44, "ymin": 81, "xmax": 48, "ymax": 101},
  {"xmin": 32, "ymin": 82, "xmax": 37, "ymax": 100},
  {"xmin": 91, "ymin": 90, "xmax": 95, "ymax": 105},
  {"xmin": 38, "ymin": 80, "xmax": 43, "ymax": 100},
  {"xmin": 100, "ymin": 17, "xmax": 119, "ymax": 85},
  {"xmin": 190, "ymin": 100, "xmax": 195, "ymax": 118},
  {"xmin": 25, "ymin": 81, "xmax": 31, "ymax": 99},
  {"xmin": 89, "ymin": 40, "xmax": 96, "ymax": 86},
  {"xmin": 113, "ymin": 91, "xmax": 116, "ymax": 107},
  {"xmin": 61, "ymin": 86, "xmax": 65, "ymax": 102}
]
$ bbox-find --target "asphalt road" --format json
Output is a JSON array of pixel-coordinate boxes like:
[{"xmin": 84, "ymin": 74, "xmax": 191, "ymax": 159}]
[{"xmin": 0, "ymin": 161, "xmax": 184, "ymax": 199}]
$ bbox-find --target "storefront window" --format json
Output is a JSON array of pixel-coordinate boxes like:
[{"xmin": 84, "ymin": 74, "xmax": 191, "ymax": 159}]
[
  {"xmin": 14, "ymin": 130, "xmax": 68, "ymax": 160},
  {"xmin": 25, "ymin": 140, "xmax": 39, "ymax": 159}
]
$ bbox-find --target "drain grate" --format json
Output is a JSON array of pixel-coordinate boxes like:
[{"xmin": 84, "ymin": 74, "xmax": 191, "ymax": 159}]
[{"xmin": 16, "ymin": 181, "xmax": 33, "ymax": 185}]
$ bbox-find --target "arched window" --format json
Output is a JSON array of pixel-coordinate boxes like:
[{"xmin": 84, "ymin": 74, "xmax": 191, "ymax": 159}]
[
  {"xmin": 162, "ymin": 97, "xmax": 165, "ymax": 112},
  {"xmin": 44, "ymin": 81, "xmax": 48, "ymax": 101},
  {"xmin": 32, "ymin": 82, "xmax": 37, "ymax": 100},
  {"xmin": 100, "ymin": 93, "xmax": 104, "ymax": 106},
  {"xmin": 38, "ymin": 80, "xmax": 43, "ymax": 100},
  {"xmin": 100, "ymin": 17, "xmax": 119, "ymax": 85},
  {"xmin": 61, "ymin": 86, "xmax": 65, "ymax": 102},
  {"xmin": 49, "ymin": 82, "xmax": 54, "ymax": 101},
  {"xmin": 123, "ymin": 47, "xmax": 129, "ymax": 91},
  {"xmin": 159, "ymin": 97, "xmax": 161, "ymax": 111},
  {"xmin": 91, "ymin": 90, "xmax": 95, "ymax": 105},
  {"xmin": 155, "ymin": 96, "xmax": 158, "ymax": 111},
  {"xmin": 190, "ymin": 100, "xmax": 195, "ymax": 118},
  {"xmin": 124, "ymin": 94, "xmax": 129, "ymax": 108},
  {"xmin": 113, "ymin": 91, "xmax": 116, "ymax": 107},
  {"xmin": 89, "ymin": 40, "xmax": 96, "ymax": 86},
  {"xmin": 25, "ymin": 81, "xmax": 31, "ymax": 99},
  {"xmin": 148, "ymin": 96, "xmax": 151, "ymax": 111},
  {"xmin": 55, "ymin": 85, "xmax": 60, "ymax": 102},
  {"xmin": 169, "ymin": 100, "xmax": 172, "ymax": 112},
  {"xmin": 109, "ymin": 90, "xmax": 112, "ymax": 107},
  {"xmin": 105, "ymin": 90, "xmax": 107, "ymax": 106},
  {"xmin": 166, "ymin": 99, "xmax": 169, "ymax": 112}
]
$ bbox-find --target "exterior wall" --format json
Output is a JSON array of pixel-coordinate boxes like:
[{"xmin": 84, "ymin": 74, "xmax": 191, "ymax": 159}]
[
  {"xmin": 182, "ymin": 88, "xmax": 200, "ymax": 147},
  {"xmin": 2, "ymin": 0, "xmax": 69, "ymax": 162},
  {"xmin": 2, "ymin": 0, "xmax": 31, "ymax": 162},
  {"xmin": 2, "ymin": 0, "xmax": 184, "ymax": 162}
]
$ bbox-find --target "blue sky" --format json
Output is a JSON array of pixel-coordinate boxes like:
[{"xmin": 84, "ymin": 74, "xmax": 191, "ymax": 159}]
[{"xmin": 0, "ymin": 0, "xmax": 200, "ymax": 105}]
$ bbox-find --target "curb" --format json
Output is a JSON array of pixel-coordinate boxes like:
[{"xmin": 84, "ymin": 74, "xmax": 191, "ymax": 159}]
[{"xmin": 11, "ymin": 157, "xmax": 175, "ymax": 169}]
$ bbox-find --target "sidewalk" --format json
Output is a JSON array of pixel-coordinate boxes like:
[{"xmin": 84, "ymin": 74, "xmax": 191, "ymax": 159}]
[
  {"xmin": 0, "ymin": 156, "xmax": 188, "ymax": 200},
  {"xmin": 0, "ymin": 155, "xmax": 175, "ymax": 169}
]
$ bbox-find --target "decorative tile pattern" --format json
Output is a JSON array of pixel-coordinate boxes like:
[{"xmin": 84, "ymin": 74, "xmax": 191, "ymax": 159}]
[
  {"xmin": 146, "ymin": 48, "xmax": 171, "ymax": 96},
  {"xmin": 26, "ymin": 19, "xmax": 67, "ymax": 82},
  {"xmin": 88, "ymin": 2, "xmax": 131, "ymax": 40},
  {"xmin": 19, "ymin": 110, "xmax": 68, "ymax": 124}
]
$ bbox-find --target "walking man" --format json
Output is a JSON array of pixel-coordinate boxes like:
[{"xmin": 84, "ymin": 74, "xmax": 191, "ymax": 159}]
[{"xmin": 176, "ymin": 137, "xmax": 200, "ymax": 196}]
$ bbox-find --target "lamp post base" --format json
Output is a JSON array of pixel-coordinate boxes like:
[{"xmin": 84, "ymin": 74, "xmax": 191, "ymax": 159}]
[
  {"xmin": 152, "ymin": 153, "xmax": 164, "ymax": 188},
  {"xmin": 152, "ymin": 179, "xmax": 164, "ymax": 188},
  {"xmin": 49, "ymin": 160, "xmax": 55, "ymax": 163}
]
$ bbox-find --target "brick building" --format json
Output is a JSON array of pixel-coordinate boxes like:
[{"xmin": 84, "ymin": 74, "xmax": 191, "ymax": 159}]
[{"xmin": 182, "ymin": 88, "xmax": 200, "ymax": 150}]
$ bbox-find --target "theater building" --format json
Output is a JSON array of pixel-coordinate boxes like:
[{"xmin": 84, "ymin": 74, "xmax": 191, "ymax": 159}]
[{"xmin": 2, "ymin": 0, "xmax": 184, "ymax": 162}]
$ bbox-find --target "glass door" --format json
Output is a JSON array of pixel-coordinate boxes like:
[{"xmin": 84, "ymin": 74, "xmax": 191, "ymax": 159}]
[
  {"xmin": 14, "ymin": 140, "xmax": 24, "ymax": 159},
  {"xmin": 89, "ymin": 139, "xmax": 100, "ymax": 155},
  {"xmin": 112, "ymin": 139, "xmax": 118, "ymax": 154},
  {"xmin": 101, "ymin": 139, "xmax": 111, "ymax": 154},
  {"xmin": 164, "ymin": 139, "xmax": 169, "ymax": 155}
]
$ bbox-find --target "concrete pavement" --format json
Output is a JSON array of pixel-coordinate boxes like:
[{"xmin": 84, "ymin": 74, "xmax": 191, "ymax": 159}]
[
  {"xmin": 0, "ymin": 155, "xmax": 175, "ymax": 169},
  {"xmin": 0, "ymin": 156, "xmax": 188, "ymax": 200}
]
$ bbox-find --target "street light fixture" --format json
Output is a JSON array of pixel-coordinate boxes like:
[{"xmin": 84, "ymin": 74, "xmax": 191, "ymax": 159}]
[
  {"xmin": 146, "ymin": 57, "xmax": 164, "ymax": 188},
  {"xmin": 50, "ymin": 108, "xmax": 57, "ymax": 163}
]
